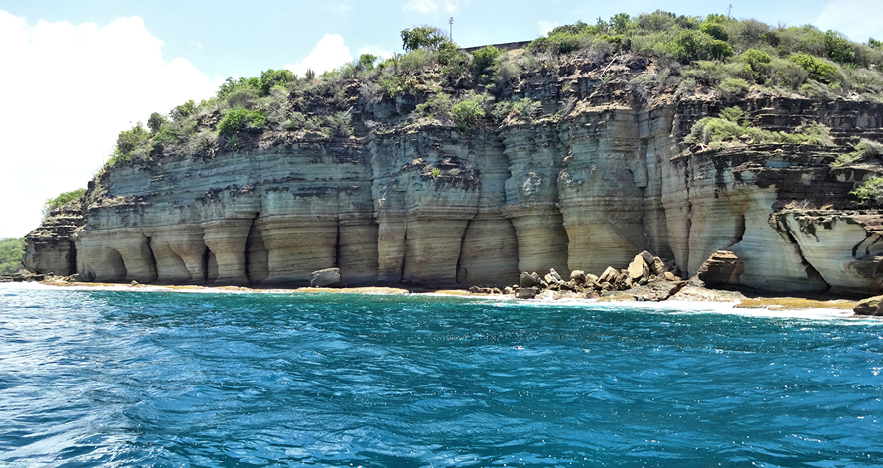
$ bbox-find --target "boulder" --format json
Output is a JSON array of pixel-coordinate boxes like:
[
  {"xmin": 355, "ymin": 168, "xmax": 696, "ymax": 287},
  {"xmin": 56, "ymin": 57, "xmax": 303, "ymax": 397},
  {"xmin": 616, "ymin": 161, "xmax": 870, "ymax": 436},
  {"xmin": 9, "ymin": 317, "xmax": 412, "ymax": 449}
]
[
  {"xmin": 310, "ymin": 267, "xmax": 343, "ymax": 287},
  {"xmin": 586, "ymin": 273, "xmax": 599, "ymax": 283},
  {"xmin": 854, "ymin": 296, "xmax": 883, "ymax": 316},
  {"xmin": 696, "ymin": 250, "xmax": 745, "ymax": 287},
  {"xmin": 599, "ymin": 266, "xmax": 619, "ymax": 284},
  {"xmin": 516, "ymin": 287, "xmax": 538, "ymax": 299},
  {"xmin": 519, "ymin": 271, "xmax": 540, "ymax": 288},
  {"xmin": 570, "ymin": 270, "xmax": 586, "ymax": 283},
  {"xmin": 627, "ymin": 255, "xmax": 649, "ymax": 280},
  {"xmin": 549, "ymin": 268, "xmax": 563, "ymax": 282},
  {"xmin": 663, "ymin": 271, "xmax": 677, "ymax": 281}
]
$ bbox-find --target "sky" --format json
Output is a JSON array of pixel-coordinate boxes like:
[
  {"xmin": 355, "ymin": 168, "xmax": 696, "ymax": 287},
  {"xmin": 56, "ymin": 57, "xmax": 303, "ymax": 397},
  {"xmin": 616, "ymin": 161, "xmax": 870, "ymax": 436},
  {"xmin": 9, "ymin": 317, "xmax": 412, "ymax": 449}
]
[{"xmin": 0, "ymin": 0, "xmax": 880, "ymax": 239}]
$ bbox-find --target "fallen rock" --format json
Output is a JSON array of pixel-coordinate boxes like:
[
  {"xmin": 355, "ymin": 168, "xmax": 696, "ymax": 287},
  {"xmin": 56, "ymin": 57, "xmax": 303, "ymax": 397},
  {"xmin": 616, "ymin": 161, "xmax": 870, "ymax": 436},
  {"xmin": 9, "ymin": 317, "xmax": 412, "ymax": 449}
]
[
  {"xmin": 570, "ymin": 270, "xmax": 586, "ymax": 283},
  {"xmin": 549, "ymin": 268, "xmax": 563, "ymax": 282},
  {"xmin": 627, "ymin": 255, "xmax": 649, "ymax": 281},
  {"xmin": 310, "ymin": 267, "xmax": 343, "ymax": 287},
  {"xmin": 516, "ymin": 287, "xmax": 539, "ymax": 299},
  {"xmin": 599, "ymin": 266, "xmax": 619, "ymax": 284},
  {"xmin": 696, "ymin": 250, "xmax": 745, "ymax": 287},
  {"xmin": 519, "ymin": 271, "xmax": 541, "ymax": 288},
  {"xmin": 853, "ymin": 296, "xmax": 883, "ymax": 316}
]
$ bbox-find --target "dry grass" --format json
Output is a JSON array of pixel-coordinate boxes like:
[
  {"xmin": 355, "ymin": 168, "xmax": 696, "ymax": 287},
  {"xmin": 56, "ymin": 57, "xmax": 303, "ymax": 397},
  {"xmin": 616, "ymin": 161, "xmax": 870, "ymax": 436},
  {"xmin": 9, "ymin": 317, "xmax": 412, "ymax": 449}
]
[{"xmin": 734, "ymin": 297, "xmax": 856, "ymax": 310}]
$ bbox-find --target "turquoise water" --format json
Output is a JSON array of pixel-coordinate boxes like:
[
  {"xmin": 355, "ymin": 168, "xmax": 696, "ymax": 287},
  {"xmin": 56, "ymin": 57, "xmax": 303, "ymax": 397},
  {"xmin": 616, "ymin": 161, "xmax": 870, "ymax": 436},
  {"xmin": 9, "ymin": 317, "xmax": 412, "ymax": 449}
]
[{"xmin": 0, "ymin": 284, "xmax": 881, "ymax": 467}]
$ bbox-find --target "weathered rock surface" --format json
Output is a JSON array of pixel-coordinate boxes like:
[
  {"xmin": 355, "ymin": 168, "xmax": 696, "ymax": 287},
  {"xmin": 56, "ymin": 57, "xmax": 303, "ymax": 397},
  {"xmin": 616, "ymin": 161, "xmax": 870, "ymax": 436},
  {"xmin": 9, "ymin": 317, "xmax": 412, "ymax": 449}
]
[
  {"xmin": 22, "ymin": 60, "xmax": 883, "ymax": 294},
  {"xmin": 853, "ymin": 295, "xmax": 883, "ymax": 316},
  {"xmin": 310, "ymin": 268, "xmax": 343, "ymax": 287}
]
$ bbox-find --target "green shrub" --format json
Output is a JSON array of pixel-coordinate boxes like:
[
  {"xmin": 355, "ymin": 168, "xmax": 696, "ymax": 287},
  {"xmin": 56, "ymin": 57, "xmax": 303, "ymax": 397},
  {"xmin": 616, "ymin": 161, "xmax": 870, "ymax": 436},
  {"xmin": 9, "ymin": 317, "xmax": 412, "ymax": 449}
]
[
  {"xmin": 824, "ymin": 30, "xmax": 855, "ymax": 63},
  {"xmin": 452, "ymin": 99, "xmax": 485, "ymax": 131},
  {"xmin": 870, "ymin": 37, "xmax": 882, "ymax": 49},
  {"xmin": 116, "ymin": 123, "xmax": 148, "ymax": 155},
  {"xmin": 851, "ymin": 176, "xmax": 883, "ymax": 207},
  {"xmin": 832, "ymin": 139, "xmax": 883, "ymax": 166},
  {"xmin": 719, "ymin": 77, "xmax": 750, "ymax": 96},
  {"xmin": 739, "ymin": 49, "xmax": 772, "ymax": 81},
  {"xmin": 398, "ymin": 48, "xmax": 434, "ymax": 72},
  {"xmin": 789, "ymin": 53, "xmax": 839, "ymax": 84},
  {"xmin": 688, "ymin": 107, "xmax": 831, "ymax": 147},
  {"xmin": 415, "ymin": 93, "xmax": 453, "ymax": 120},
  {"xmin": 700, "ymin": 22, "xmax": 729, "ymax": 42},
  {"xmin": 667, "ymin": 29, "xmax": 733, "ymax": 63},
  {"xmin": 437, "ymin": 41, "xmax": 466, "ymax": 67},
  {"xmin": 258, "ymin": 69, "xmax": 295, "ymax": 95},
  {"xmin": 218, "ymin": 108, "xmax": 266, "ymax": 135},
  {"xmin": 43, "ymin": 188, "xmax": 86, "ymax": 217},
  {"xmin": 225, "ymin": 86, "xmax": 258, "ymax": 109},
  {"xmin": 0, "ymin": 238, "xmax": 25, "ymax": 274},
  {"xmin": 472, "ymin": 46, "xmax": 502, "ymax": 75}
]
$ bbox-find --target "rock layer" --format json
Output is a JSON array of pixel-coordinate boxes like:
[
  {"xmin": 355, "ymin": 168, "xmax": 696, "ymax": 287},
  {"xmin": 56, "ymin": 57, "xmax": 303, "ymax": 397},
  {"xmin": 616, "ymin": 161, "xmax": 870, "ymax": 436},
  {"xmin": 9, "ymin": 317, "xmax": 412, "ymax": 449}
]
[{"xmin": 24, "ymin": 94, "xmax": 883, "ymax": 294}]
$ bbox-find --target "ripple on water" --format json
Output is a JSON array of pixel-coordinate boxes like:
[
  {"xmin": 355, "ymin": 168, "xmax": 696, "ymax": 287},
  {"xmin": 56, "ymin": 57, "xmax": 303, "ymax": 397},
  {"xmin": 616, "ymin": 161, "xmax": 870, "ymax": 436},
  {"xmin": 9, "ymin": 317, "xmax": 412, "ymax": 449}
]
[{"xmin": 0, "ymin": 284, "xmax": 881, "ymax": 467}]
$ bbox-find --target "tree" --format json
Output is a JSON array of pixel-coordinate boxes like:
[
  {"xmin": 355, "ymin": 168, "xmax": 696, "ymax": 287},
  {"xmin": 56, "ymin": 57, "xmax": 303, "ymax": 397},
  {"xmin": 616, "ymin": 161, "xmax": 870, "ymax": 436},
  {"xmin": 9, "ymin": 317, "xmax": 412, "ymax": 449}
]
[
  {"xmin": 401, "ymin": 26, "xmax": 448, "ymax": 51},
  {"xmin": 870, "ymin": 37, "xmax": 882, "ymax": 49},
  {"xmin": 471, "ymin": 46, "xmax": 502, "ymax": 75},
  {"xmin": 358, "ymin": 53, "xmax": 378, "ymax": 71},
  {"xmin": 0, "ymin": 238, "xmax": 25, "ymax": 274},
  {"xmin": 147, "ymin": 112, "xmax": 165, "ymax": 134}
]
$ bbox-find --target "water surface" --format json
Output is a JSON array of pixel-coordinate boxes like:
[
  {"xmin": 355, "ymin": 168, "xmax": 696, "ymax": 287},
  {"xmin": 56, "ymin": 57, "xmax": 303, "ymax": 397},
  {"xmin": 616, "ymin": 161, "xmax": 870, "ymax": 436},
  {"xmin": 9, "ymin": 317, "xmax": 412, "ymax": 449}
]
[{"xmin": 1, "ymin": 284, "xmax": 881, "ymax": 467}]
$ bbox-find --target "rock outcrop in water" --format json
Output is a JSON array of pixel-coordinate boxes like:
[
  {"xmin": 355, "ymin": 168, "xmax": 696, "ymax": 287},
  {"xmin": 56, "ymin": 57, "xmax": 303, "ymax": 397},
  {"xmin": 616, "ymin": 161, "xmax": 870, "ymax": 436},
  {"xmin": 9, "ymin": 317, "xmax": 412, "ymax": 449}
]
[{"xmin": 24, "ymin": 51, "xmax": 883, "ymax": 295}]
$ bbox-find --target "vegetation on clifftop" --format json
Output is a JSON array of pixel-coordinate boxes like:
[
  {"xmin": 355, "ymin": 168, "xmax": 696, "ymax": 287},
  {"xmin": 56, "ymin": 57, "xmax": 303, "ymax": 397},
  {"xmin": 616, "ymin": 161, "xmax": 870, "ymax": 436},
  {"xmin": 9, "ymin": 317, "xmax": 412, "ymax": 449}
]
[
  {"xmin": 42, "ymin": 188, "xmax": 85, "ymax": 218},
  {"xmin": 97, "ymin": 9, "xmax": 883, "ymax": 172}
]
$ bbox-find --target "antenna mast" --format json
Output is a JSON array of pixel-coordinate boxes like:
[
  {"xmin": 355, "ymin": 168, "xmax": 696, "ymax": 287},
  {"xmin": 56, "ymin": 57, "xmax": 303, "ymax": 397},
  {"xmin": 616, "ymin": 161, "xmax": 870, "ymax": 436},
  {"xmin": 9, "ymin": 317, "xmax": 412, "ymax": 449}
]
[{"xmin": 449, "ymin": 17, "xmax": 454, "ymax": 41}]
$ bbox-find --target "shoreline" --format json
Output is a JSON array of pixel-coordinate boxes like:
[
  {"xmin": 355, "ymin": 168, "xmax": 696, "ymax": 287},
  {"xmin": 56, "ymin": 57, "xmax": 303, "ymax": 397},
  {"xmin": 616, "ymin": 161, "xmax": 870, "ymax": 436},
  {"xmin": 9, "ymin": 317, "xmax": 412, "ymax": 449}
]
[{"xmin": 0, "ymin": 276, "xmax": 864, "ymax": 316}]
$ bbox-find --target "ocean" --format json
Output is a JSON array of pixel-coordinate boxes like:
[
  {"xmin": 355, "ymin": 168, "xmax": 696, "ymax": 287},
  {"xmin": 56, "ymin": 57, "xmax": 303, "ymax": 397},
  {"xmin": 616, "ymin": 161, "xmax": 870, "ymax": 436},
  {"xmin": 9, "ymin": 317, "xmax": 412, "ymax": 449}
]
[{"xmin": 1, "ymin": 283, "xmax": 881, "ymax": 467}]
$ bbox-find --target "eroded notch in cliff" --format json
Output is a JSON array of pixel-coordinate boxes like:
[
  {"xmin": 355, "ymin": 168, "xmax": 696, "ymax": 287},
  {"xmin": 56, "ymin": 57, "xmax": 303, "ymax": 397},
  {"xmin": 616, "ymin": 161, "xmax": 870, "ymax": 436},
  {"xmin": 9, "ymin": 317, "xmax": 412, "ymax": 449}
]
[
  {"xmin": 723, "ymin": 213, "xmax": 746, "ymax": 250},
  {"xmin": 334, "ymin": 222, "xmax": 342, "ymax": 269},
  {"xmin": 245, "ymin": 215, "xmax": 269, "ymax": 285},
  {"xmin": 145, "ymin": 236, "xmax": 158, "ymax": 284},
  {"xmin": 779, "ymin": 225, "xmax": 830, "ymax": 292},
  {"xmin": 455, "ymin": 220, "xmax": 471, "ymax": 284}
]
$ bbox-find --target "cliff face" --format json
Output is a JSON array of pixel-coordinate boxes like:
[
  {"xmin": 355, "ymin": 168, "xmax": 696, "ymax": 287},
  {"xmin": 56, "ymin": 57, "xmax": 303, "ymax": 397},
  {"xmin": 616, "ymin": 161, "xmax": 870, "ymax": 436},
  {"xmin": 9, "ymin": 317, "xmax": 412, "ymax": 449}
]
[{"xmin": 24, "ymin": 60, "xmax": 883, "ymax": 294}]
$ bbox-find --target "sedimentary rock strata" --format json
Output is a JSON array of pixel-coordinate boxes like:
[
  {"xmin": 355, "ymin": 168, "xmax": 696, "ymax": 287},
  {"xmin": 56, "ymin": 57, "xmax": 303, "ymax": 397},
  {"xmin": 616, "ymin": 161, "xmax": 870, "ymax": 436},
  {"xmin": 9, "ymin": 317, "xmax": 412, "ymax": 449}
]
[{"xmin": 24, "ymin": 65, "xmax": 883, "ymax": 295}]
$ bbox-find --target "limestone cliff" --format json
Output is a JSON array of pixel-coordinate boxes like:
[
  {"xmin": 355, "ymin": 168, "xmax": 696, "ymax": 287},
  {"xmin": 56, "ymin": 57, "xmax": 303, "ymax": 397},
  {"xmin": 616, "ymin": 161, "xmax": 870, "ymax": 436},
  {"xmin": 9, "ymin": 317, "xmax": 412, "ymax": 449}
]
[{"xmin": 24, "ymin": 53, "xmax": 883, "ymax": 294}]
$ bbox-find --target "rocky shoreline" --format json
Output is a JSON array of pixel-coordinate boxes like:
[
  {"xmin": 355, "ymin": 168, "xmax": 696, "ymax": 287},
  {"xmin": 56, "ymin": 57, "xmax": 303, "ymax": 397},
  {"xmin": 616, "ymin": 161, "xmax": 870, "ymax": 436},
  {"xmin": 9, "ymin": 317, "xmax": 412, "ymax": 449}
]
[{"xmin": 4, "ymin": 267, "xmax": 870, "ymax": 316}]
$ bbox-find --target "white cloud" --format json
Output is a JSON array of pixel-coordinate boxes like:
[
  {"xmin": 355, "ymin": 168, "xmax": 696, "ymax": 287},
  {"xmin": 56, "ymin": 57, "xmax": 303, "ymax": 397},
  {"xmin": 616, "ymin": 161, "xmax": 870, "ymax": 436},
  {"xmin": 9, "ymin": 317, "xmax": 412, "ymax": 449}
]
[
  {"xmin": 284, "ymin": 34, "xmax": 352, "ymax": 77},
  {"xmin": 403, "ymin": 0, "xmax": 466, "ymax": 14},
  {"xmin": 0, "ymin": 11, "xmax": 218, "ymax": 238},
  {"xmin": 814, "ymin": 0, "xmax": 883, "ymax": 42},
  {"xmin": 190, "ymin": 40, "xmax": 203, "ymax": 49},
  {"xmin": 538, "ymin": 20, "xmax": 556, "ymax": 36}
]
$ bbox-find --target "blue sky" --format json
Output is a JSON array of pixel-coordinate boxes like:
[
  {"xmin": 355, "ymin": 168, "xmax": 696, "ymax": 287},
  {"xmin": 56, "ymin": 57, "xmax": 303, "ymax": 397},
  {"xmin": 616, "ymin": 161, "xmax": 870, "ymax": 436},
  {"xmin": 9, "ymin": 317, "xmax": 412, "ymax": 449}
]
[{"xmin": 0, "ymin": 0, "xmax": 880, "ymax": 239}]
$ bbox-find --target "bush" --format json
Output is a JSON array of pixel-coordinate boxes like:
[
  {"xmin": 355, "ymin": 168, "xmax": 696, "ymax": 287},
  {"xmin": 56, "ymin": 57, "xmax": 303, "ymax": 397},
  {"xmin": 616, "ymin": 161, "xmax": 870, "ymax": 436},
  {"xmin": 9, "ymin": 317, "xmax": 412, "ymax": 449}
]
[
  {"xmin": 0, "ymin": 238, "xmax": 25, "ymax": 274},
  {"xmin": 43, "ymin": 188, "xmax": 86, "ymax": 217},
  {"xmin": 116, "ymin": 123, "xmax": 148, "ymax": 155},
  {"xmin": 452, "ymin": 99, "xmax": 485, "ymax": 131},
  {"xmin": 687, "ymin": 107, "xmax": 832, "ymax": 146},
  {"xmin": 832, "ymin": 139, "xmax": 883, "ymax": 166},
  {"xmin": 870, "ymin": 38, "xmax": 882, "ymax": 49},
  {"xmin": 851, "ymin": 176, "xmax": 883, "ymax": 207},
  {"xmin": 472, "ymin": 46, "xmax": 502, "ymax": 76},
  {"xmin": 824, "ymin": 30, "xmax": 855, "ymax": 64},
  {"xmin": 667, "ymin": 30, "xmax": 733, "ymax": 63},
  {"xmin": 415, "ymin": 93, "xmax": 453, "ymax": 120},
  {"xmin": 789, "ymin": 53, "xmax": 839, "ymax": 84},
  {"xmin": 739, "ymin": 49, "xmax": 772, "ymax": 81},
  {"xmin": 719, "ymin": 77, "xmax": 750, "ymax": 96},
  {"xmin": 218, "ymin": 108, "xmax": 266, "ymax": 135},
  {"xmin": 258, "ymin": 69, "xmax": 295, "ymax": 95},
  {"xmin": 700, "ymin": 22, "xmax": 729, "ymax": 42}
]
